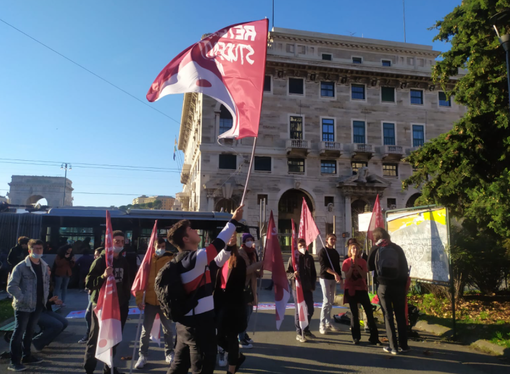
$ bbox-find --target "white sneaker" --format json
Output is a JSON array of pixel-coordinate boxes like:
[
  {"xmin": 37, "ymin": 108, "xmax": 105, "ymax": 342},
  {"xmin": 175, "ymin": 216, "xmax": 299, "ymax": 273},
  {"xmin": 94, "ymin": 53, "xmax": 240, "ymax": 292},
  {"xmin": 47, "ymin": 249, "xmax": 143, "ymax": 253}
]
[
  {"xmin": 327, "ymin": 324, "xmax": 339, "ymax": 332},
  {"xmin": 166, "ymin": 352, "xmax": 175, "ymax": 364},
  {"xmin": 296, "ymin": 334, "xmax": 307, "ymax": 343},
  {"xmin": 134, "ymin": 354, "xmax": 147, "ymax": 369},
  {"xmin": 218, "ymin": 349, "xmax": 228, "ymax": 367},
  {"xmin": 319, "ymin": 326, "xmax": 327, "ymax": 335}
]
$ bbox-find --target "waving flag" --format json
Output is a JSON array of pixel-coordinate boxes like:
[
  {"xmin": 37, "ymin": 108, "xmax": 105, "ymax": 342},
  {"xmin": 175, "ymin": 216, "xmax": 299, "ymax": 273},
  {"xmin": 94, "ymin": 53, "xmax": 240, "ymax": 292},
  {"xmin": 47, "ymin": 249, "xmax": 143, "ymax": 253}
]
[
  {"xmin": 262, "ymin": 211, "xmax": 290, "ymax": 330},
  {"xmin": 291, "ymin": 219, "xmax": 308, "ymax": 333},
  {"xmin": 367, "ymin": 195, "xmax": 384, "ymax": 243},
  {"xmin": 94, "ymin": 211, "xmax": 122, "ymax": 367},
  {"xmin": 131, "ymin": 220, "xmax": 158, "ymax": 297},
  {"xmin": 147, "ymin": 19, "xmax": 268, "ymax": 140},
  {"xmin": 298, "ymin": 197, "xmax": 320, "ymax": 247}
]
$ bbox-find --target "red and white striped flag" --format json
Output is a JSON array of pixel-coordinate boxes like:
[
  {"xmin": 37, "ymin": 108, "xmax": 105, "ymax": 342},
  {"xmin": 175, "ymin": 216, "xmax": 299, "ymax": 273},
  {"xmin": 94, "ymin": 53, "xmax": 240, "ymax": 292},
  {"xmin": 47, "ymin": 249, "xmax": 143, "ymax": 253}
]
[
  {"xmin": 131, "ymin": 220, "xmax": 158, "ymax": 297},
  {"xmin": 291, "ymin": 219, "xmax": 308, "ymax": 333},
  {"xmin": 94, "ymin": 211, "xmax": 122, "ymax": 367},
  {"xmin": 367, "ymin": 195, "xmax": 384, "ymax": 243},
  {"xmin": 147, "ymin": 19, "xmax": 268, "ymax": 140},
  {"xmin": 299, "ymin": 197, "xmax": 320, "ymax": 247},
  {"xmin": 262, "ymin": 211, "xmax": 290, "ymax": 330}
]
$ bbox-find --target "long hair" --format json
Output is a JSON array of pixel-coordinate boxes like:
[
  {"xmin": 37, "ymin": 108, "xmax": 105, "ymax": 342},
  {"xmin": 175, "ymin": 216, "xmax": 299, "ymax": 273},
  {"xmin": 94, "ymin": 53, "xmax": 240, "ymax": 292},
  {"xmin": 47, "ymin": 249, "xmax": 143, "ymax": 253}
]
[
  {"xmin": 57, "ymin": 244, "xmax": 72, "ymax": 258},
  {"xmin": 228, "ymin": 245, "xmax": 239, "ymax": 269}
]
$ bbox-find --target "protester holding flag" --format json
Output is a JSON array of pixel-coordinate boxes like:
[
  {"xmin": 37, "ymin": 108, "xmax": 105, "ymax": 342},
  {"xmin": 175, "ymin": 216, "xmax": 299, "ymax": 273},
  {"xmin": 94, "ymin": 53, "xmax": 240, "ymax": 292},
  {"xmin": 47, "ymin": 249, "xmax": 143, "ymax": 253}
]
[
  {"xmin": 134, "ymin": 237, "xmax": 175, "ymax": 369},
  {"xmin": 318, "ymin": 234, "xmax": 342, "ymax": 335},
  {"xmin": 286, "ymin": 238, "xmax": 316, "ymax": 342},
  {"xmin": 84, "ymin": 230, "xmax": 130, "ymax": 374}
]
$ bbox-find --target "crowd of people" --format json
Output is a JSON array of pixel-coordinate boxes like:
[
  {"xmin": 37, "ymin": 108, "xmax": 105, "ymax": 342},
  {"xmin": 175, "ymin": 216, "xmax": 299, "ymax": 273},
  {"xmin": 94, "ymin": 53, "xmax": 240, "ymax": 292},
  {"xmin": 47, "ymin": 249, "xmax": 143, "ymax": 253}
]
[{"xmin": 4, "ymin": 204, "xmax": 410, "ymax": 373}]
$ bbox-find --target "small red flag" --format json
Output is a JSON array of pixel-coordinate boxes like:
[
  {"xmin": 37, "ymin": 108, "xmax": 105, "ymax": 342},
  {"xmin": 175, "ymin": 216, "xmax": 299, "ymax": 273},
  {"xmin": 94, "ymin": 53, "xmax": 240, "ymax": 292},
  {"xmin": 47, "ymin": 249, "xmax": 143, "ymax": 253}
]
[
  {"xmin": 367, "ymin": 195, "xmax": 384, "ymax": 243},
  {"xmin": 298, "ymin": 197, "xmax": 320, "ymax": 247},
  {"xmin": 131, "ymin": 220, "xmax": 158, "ymax": 297},
  {"xmin": 291, "ymin": 219, "xmax": 308, "ymax": 332}
]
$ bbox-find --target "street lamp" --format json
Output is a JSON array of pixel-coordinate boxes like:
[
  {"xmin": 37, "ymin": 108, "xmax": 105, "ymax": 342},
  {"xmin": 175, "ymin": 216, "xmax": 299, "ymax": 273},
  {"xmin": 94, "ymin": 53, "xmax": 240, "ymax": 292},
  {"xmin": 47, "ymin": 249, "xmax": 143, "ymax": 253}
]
[
  {"xmin": 491, "ymin": 9, "xmax": 510, "ymax": 111},
  {"xmin": 61, "ymin": 163, "xmax": 72, "ymax": 206}
]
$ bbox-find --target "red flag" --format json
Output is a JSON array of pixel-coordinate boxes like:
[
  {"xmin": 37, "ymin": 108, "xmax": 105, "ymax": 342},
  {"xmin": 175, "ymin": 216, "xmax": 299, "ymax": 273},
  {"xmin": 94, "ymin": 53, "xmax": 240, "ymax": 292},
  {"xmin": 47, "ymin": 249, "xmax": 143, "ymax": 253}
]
[
  {"xmin": 131, "ymin": 220, "xmax": 158, "ymax": 297},
  {"xmin": 367, "ymin": 195, "xmax": 384, "ymax": 243},
  {"xmin": 291, "ymin": 219, "xmax": 308, "ymax": 333},
  {"xmin": 262, "ymin": 211, "xmax": 290, "ymax": 330},
  {"xmin": 94, "ymin": 211, "xmax": 122, "ymax": 367},
  {"xmin": 147, "ymin": 19, "xmax": 268, "ymax": 140},
  {"xmin": 298, "ymin": 197, "xmax": 320, "ymax": 247}
]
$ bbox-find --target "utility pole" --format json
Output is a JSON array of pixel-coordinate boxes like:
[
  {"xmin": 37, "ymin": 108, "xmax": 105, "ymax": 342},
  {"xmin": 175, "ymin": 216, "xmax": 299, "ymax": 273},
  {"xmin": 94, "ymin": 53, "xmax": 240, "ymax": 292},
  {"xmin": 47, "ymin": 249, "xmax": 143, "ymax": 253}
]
[{"xmin": 61, "ymin": 163, "xmax": 72, "ymax": 206}]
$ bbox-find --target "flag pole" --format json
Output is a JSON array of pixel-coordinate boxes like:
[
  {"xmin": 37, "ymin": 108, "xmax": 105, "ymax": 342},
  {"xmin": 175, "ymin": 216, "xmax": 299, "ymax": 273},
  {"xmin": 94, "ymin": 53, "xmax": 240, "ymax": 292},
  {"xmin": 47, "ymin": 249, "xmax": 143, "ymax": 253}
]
[
  {"xmin": 129, "ymin": 293, "xmax": 145, "ymax": 374},
  {"xmin": 317, "ymin": 235, "xmax": 336, "ymax": 271},
  {"xmin": 252, "ymin": 236, "xmax": 267, "ymax": 335},
  {"xmin": 240, "ymin": 137, "xmax": 258, "ymax": 206}
]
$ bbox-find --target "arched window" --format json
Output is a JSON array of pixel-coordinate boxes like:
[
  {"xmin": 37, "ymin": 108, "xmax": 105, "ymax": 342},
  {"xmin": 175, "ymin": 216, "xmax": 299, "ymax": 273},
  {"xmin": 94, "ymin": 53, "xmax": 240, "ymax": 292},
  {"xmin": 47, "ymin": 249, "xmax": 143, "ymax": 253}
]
[{"xmin": 219, "ymin": 105, "xmax": 233, "ymax": 135}]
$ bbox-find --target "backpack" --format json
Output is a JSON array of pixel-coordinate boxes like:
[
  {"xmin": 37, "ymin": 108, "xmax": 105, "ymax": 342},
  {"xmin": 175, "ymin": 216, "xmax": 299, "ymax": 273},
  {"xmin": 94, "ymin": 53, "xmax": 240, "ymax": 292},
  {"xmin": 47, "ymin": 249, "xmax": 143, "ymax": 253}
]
[
  {"xmin": 154, "ymin": 252, "xmax": 206, "ymax": 323},
  {"xmin": 375, "ymin": 244, "xmax": 400, "ymax": 280}
]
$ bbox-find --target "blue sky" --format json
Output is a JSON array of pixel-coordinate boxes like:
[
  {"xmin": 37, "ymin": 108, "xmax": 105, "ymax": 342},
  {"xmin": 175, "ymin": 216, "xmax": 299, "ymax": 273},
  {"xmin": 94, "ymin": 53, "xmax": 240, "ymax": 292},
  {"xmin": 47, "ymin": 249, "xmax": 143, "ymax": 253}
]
[{"xmin": 0, "ymin": 0, "xmax": 461, "ymax": 207}]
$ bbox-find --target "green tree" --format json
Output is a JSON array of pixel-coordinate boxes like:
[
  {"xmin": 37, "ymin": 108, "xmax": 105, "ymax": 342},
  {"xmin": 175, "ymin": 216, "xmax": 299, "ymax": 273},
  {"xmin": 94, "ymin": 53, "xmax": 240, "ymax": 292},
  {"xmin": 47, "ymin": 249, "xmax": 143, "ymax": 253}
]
[{"xmin": 404, "ymin": 0, "xmax": 510, "ymax": 238}]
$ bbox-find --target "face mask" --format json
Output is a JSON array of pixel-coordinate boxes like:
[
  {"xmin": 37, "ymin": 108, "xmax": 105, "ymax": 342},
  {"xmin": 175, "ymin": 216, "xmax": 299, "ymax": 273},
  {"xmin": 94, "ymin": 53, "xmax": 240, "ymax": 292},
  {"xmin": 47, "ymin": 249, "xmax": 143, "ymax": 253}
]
[
  {"xmin": 155, "ymin": 248, "xmax": 165, "ymax": 257},
  {"xmin": 113, "ymin": 246, "xmax": 124, "ymax": 253},
  {"xmin": 298, "ymin": 247, "xmax": 306, "ymax": 255},
  {"xmin": 245, "ymin": 241, "xmax": 254, "ymax": 248},
  {"xmin": 31, "ymin": 253, "xmax": 42, "ymax": 260}
]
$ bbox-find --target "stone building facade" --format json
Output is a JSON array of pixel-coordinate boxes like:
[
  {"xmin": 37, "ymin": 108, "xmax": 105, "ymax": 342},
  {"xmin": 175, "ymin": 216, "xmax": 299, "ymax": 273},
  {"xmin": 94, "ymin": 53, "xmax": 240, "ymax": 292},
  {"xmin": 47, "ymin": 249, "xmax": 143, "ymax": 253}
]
[
  {"xmin": 175, "ymin": 28, "xmax": 465, "ymax": 253},
  {"xmin": 8, "ymin": 175, "xmax": 73, "ymax": 207},
  {"xmin": 132, "ymin": 195, "xmax": 176, "ymax": 210}
]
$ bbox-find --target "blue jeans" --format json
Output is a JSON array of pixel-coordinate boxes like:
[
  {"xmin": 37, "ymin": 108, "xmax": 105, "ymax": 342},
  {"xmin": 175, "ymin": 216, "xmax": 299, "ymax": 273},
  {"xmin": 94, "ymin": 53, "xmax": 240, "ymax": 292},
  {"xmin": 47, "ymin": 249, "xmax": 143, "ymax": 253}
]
[
  {"xmin": 84, "ymin": 298, "xmax": 92, "ymax": 339},
  {"xmin": 32, "ymin": 309, "xmax": 69, "ymax": 350},
  {"xmin": 238, "ymin": 304, "xmax": 253, "ymax": 341},
  {"xmin": 54, "ymin": 276, "xmax": 70, "ymax": 303},
  {"xmin": 319, "ymin": 278, "xmax": 336, "ymax": 328},
  {"xmin": 10, "ymin": 306, "xmax": 43, "ymax": 365},
  {"xmin": 139, "ymin": 303, "xmax": 175, "ymax": 356}
]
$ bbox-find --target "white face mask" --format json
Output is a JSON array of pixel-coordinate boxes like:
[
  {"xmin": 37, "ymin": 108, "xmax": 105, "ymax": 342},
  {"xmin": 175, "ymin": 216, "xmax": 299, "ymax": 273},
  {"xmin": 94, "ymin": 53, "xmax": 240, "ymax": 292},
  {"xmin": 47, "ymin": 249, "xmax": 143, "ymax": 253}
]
[
  {"xmin": 113, "ymin": 246, "xmax": 124, "ymax": 253},
  {"xmin": 155, "ymin": 248, "xmax": 165, "ymax": 257},
  {"xmin": 30, "ymin": 253, "xmax": 43, "ymax": 260},
  {"xmin": 245, "ymin": 241, "xmax": 254, "ymax": 248},
  {"xmin": 298, "ymin": 247, "xmax": 306, "ymax": 255}
]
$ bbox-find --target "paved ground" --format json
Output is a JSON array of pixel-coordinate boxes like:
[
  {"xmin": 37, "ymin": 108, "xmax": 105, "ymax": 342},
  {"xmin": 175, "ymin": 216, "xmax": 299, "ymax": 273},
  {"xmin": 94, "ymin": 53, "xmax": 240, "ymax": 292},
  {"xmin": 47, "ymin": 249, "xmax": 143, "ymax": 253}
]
[{"xmin": 1, "ymin": 287, "xmax": 509, "ymax": 374}]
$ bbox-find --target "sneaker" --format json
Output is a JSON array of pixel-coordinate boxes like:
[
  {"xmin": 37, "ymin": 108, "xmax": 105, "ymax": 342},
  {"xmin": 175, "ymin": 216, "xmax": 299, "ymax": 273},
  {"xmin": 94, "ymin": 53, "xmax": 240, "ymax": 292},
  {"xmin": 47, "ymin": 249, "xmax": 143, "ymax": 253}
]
[
  {"xmin": 7, "ymin": 364, "xmax": 27, "ymax": 372},
  {"xmin": 319, "ymin": 326, "xmax": 327, "ymax": 335},
  {"xmin": 134, "ymin": 354, "xmax": 147, "ymax": 369},
  {"xmin": 244, "ymin": 333, "xmax": 254, "ymax": 344},
  {"xmin": 353, "ymin": 338, "xmax": 360, "ymax": 345},
  {"xmin": 296, "ymin": 334, "xmax": 307, "ymax": 343},
  {"xmin": 22, "ymin": 355, "xmax": 43, "ymax": 364},
  {"xmin": 78, "ymin": 336, "xmax": 88, "ymax": 344},
  {"xmin": 383, "ymin": 346, "xmax": 398, "ymax": 355},
  {"xmin": 239, "ymin": 339, "xmax": 253, "ymax": 349},
  {"xmin": 327, "ymin": 324, "xmax": 339, "ymax": 332},
  {"xmin": 399, "ymin": 346, "xmax": 411, "ymax": 353},
  {"xmin": 304, "ymin": 331, "xmax": 317, "ymax": 339},
  {"xmin": 368, "ymin": 338, "xmax": 383, "ymax": 346},
  {"xmin": 218, "ymin": 349, "xmax": 228, "ymax": 367},
  {"xmin": 166, "ymin": 352, "xmax": 175, "ymax": 364}
]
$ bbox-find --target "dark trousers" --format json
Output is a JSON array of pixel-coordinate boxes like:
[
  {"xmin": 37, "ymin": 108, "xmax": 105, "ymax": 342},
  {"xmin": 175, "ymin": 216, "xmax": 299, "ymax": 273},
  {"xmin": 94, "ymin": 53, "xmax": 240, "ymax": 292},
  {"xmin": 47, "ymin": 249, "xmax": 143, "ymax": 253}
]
[
  {"xmin": 10, "ymin": 305, "xmax": 43, "ymax": 365},
  {"xmin": 168, "ymin": 317, "xmax": 217, "ymax": 374},
  {"xmin": 84, "ymin": 299, "xmax": 93, "ymax": 339},
  {"xmin": 347, "ymin": 290, "xmax": 378, "ymax": 341},
  {"xmin": 292, "ymin": 286, "xmax": 314, "ymax": 335},
  {"xmin": 83, "ymin": 303, "xmax": 129, "ymax": 374},
  {"xmin": 32, "ymin": 309, "xmax": 69, "ymax": 350},
  {"xmin": 378, "ymin": 284, "xmax": 408, "ymax": 350}
]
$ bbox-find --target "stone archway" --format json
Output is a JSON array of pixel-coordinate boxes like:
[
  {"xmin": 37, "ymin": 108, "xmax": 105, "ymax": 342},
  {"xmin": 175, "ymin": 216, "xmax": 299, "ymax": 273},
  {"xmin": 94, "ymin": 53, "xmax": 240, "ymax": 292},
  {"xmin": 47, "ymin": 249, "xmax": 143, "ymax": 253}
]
[
  {"xmin": 351, "ymin": 199, "xmax": 370, "ymax": 233},
  {"xmin": 8, "ymin": 175, "xmax": 73, "ymax": 207},
  {"xmin": 26, "ymin": 195, "xmax": 48, "ymax": 206},
  {"xmin": 215, "ymin": 198, "xmax": 235, "ymax": 213},
  {"xmin": 278, "ymin": 189, "xmax": 314, "ymax": 251},
  {"xmin": 406, "ymin": 193, "xmax": 421, "ymax": 208}
]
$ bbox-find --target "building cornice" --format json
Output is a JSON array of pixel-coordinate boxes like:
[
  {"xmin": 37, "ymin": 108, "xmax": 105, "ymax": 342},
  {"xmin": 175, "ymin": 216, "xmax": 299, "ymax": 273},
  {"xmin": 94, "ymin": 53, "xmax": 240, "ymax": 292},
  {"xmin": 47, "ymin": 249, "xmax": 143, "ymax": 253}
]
[{"xmin": 178, "ymin": 93, "xmax": 199, "ymax": 152}]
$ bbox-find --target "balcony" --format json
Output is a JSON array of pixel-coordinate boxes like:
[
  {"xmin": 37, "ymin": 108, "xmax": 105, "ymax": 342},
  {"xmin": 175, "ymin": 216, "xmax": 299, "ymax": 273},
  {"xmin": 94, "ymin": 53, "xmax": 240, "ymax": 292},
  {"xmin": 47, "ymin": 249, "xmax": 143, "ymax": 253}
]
[
  {"xmin": 405, "ymin": 146, "xmax": 419, "ymax": 157},
  {"xmin": 286, "ymin": 139, "xmax": 310, "ymax": 157},
  {"xmin": 379, "ymin": 145, "xmax": 404, "ymax": 161},
  {"xmin": 180, "ymin": 163, "xmax": 191, "ymax": 184},
  {"xmin": 319, "ymin": 141, "xmax": 343, "ymax": 157},
  {"xmin": 351, "ymin": 143, "xmax": 374, "ymax": 160}
]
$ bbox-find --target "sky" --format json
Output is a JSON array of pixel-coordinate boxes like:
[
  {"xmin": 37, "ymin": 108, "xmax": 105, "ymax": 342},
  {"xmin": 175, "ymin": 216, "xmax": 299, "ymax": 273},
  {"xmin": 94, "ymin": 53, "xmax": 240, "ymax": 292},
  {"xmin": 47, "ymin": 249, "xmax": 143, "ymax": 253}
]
[{"xmin": 0, "ymin": 0, "xmax": 462, "ymax": 207}]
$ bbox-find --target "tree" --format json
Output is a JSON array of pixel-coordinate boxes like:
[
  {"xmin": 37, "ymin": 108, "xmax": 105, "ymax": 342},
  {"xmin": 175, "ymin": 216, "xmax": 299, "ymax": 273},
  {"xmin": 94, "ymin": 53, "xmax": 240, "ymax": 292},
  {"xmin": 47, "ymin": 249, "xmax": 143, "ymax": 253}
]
[{"xmin": 404, "ymin": 0, "xmax": 510, "ymax": 238}]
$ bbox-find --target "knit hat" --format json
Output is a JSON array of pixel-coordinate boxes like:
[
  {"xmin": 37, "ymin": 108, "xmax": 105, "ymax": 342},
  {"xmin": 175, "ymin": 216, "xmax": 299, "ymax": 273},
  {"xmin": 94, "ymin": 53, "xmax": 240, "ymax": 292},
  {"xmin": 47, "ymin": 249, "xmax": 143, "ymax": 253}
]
[{"xmin": 242, "ymin": 233, "xmax": 255, "ymax": 243}]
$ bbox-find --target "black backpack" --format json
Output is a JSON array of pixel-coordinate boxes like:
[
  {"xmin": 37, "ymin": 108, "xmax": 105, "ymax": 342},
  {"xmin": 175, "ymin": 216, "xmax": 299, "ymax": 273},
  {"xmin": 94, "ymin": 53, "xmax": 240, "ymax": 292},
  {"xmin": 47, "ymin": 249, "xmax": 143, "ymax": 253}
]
[
  {"xmin": 375, "ymin": 244, "xmax": 400, "ymax": 280},
  {"xmin": 154, "ymin": 252, "xmax": 205, "ymax": 323}
]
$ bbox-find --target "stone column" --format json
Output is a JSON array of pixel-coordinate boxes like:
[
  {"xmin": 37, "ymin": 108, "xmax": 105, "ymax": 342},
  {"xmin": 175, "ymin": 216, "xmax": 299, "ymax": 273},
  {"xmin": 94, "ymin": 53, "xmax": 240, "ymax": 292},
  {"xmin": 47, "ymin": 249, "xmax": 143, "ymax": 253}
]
[{"xmin": 344, "ymin": 195, "xmax": 352, "ymax": 238}]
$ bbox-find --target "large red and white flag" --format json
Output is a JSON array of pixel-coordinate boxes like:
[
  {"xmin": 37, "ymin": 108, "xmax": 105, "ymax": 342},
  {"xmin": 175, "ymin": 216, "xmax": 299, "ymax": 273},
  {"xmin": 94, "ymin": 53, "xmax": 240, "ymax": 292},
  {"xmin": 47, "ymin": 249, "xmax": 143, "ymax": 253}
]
[
  {"xmin": 147, "ymin": 19, "xmax": 268, "ymax": 140},
  {"xmin": 298, "ymin": 197, "xmax": 320, "ymax": 247},
  {"xmin": 291, "ymin": 219, "xmax": 308, "ymax": 333},
  {"xmin": 94, "ymin": 211, "xmax": 122, "ymax": 367},
  {"xmin": 262, "ymin": 211, "xmax": 290, "ymax": 330},
  {"xmin": 131, "ymin": 220, "xmax": 158, "ymax": 297},
  {"xmin": 367, "ymin": 195, "xmax": 384, "ymax": 243}
]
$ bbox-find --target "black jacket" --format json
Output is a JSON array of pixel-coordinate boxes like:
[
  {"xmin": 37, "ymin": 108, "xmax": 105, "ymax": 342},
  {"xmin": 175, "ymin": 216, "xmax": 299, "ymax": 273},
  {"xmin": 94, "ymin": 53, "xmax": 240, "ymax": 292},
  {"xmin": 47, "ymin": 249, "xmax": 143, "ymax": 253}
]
[
  {"xmin": 286, "ymin": 251, "xmax": 317, "ymax": 291},
  {"xmin": 367, "ymin": 242, "xmax": 408, "ymax": 286},
  {"xmin": 8, "ymin": 245, "xmax": 28, "ymax": 267},
  {"xmin": 318, "ymin": 247, "xmax": 341, "ymax": 280}
]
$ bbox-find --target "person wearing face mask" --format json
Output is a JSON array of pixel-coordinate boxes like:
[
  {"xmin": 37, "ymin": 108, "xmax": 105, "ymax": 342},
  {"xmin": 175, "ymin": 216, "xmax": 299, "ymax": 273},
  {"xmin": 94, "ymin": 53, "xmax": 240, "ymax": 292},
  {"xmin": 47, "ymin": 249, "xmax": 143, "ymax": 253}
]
[
  {"xmin": 286, "ymin": 238, "xmax": 317, "ymax": 342},
  {"xmin": 84, "ymin": 231, "xmax": 131, "ymax": 374},
  {"xmin": 134, "ymin": 238, "xmax": 175, "ymax": 369},
  {"xmin": 7, "ymin": 239, "xmax": 49, "ymax": 372}
]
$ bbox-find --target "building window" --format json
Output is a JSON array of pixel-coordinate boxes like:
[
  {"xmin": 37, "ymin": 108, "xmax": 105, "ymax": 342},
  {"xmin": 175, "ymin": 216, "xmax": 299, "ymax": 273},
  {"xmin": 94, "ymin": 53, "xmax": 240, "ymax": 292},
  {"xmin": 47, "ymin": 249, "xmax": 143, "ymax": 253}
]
[
  {"xmin": 383, "ymin": 163, "xmax": 398, "ymax": 177},
  {"xmin": 322, "ymin": 118, "xmax": 335, "ymax": 141},
  {"xmin": 288, "ymin": 158, "xmax": 305, "ymax": 173},
  {"xmin": 352, "ymin": 57, "xmax": 362, "ymax": 64},
  {"xmin": 257, "ymin": 194, "xmax": 268, "ymax": 205},
  {"xmin": 219, "ymin": 154, "xmax": 237, "ymax": 169},
  {"xmin": 324, "ymin": 196, "xmax": 334, "ymax": 207},
  {"xmin": 439, "ymin": 92, "xmax": 451, "ymax": 107},
  {"xmin": 381, "ymin": 86, "xmax": 395, "ymax": 102},
  {"xmin": 412, "ymin": 125, "xmax": 425, "ymax": 147},
  {"xmin": 219, "ymin": 105, "xmax": 233, "ymax": 135},
  {"xmin": 351, "ymin": 84, "xmax": 365, "ymax": 100},
  {"xmin": 254, "ymin": 156, "xmax": 271, "ymax": 171},
  {"xmin": 382, "ymin": 60, "xmax": 392, "ymax": 67},
  {"xmin": 322, "ymin": 53, "xmax": 332, "ymax": 61},
  {"xmin": 387, "ymin": 198, "xmax": 397, "ymax": 209},
  {"xmin": 410, "ymin": 89, "xmax": 423, "ymax": 105},
  {"xmin": 264, "ymin": 75, "xmax": 271, "ymax": 92},
  {"xmin": 351, "ymin": 161, "xmax": 367, "ymax": 175},
  {"xmin": 383, "ymin": 123, "xmax": 395, "ymax": 145},
  {"xmin": 321, "ymin": 160, "xmax": 337, "ymax": 174},
  {"xmin": 290, "ymin": 116, "xmax": 303, "ymax": 139},
  {"xmin": 353, "ymin": 121, "xmax": 366, "ymax": 143},
  {"xmin": 289, "ymin": 78, "xmax": 304, "ymax": 94},
  {"xmin": 321, "ymin": 81, "xmax": 335, "ymax": 97}
]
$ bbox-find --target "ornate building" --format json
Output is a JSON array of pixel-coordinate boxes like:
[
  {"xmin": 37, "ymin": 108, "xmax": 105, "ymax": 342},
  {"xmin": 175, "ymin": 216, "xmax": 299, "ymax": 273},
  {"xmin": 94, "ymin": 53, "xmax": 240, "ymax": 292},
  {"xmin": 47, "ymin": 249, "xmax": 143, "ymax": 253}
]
[{"xmin": 175, "ymin": 28, "xmax": 465, "ymax": 253}]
